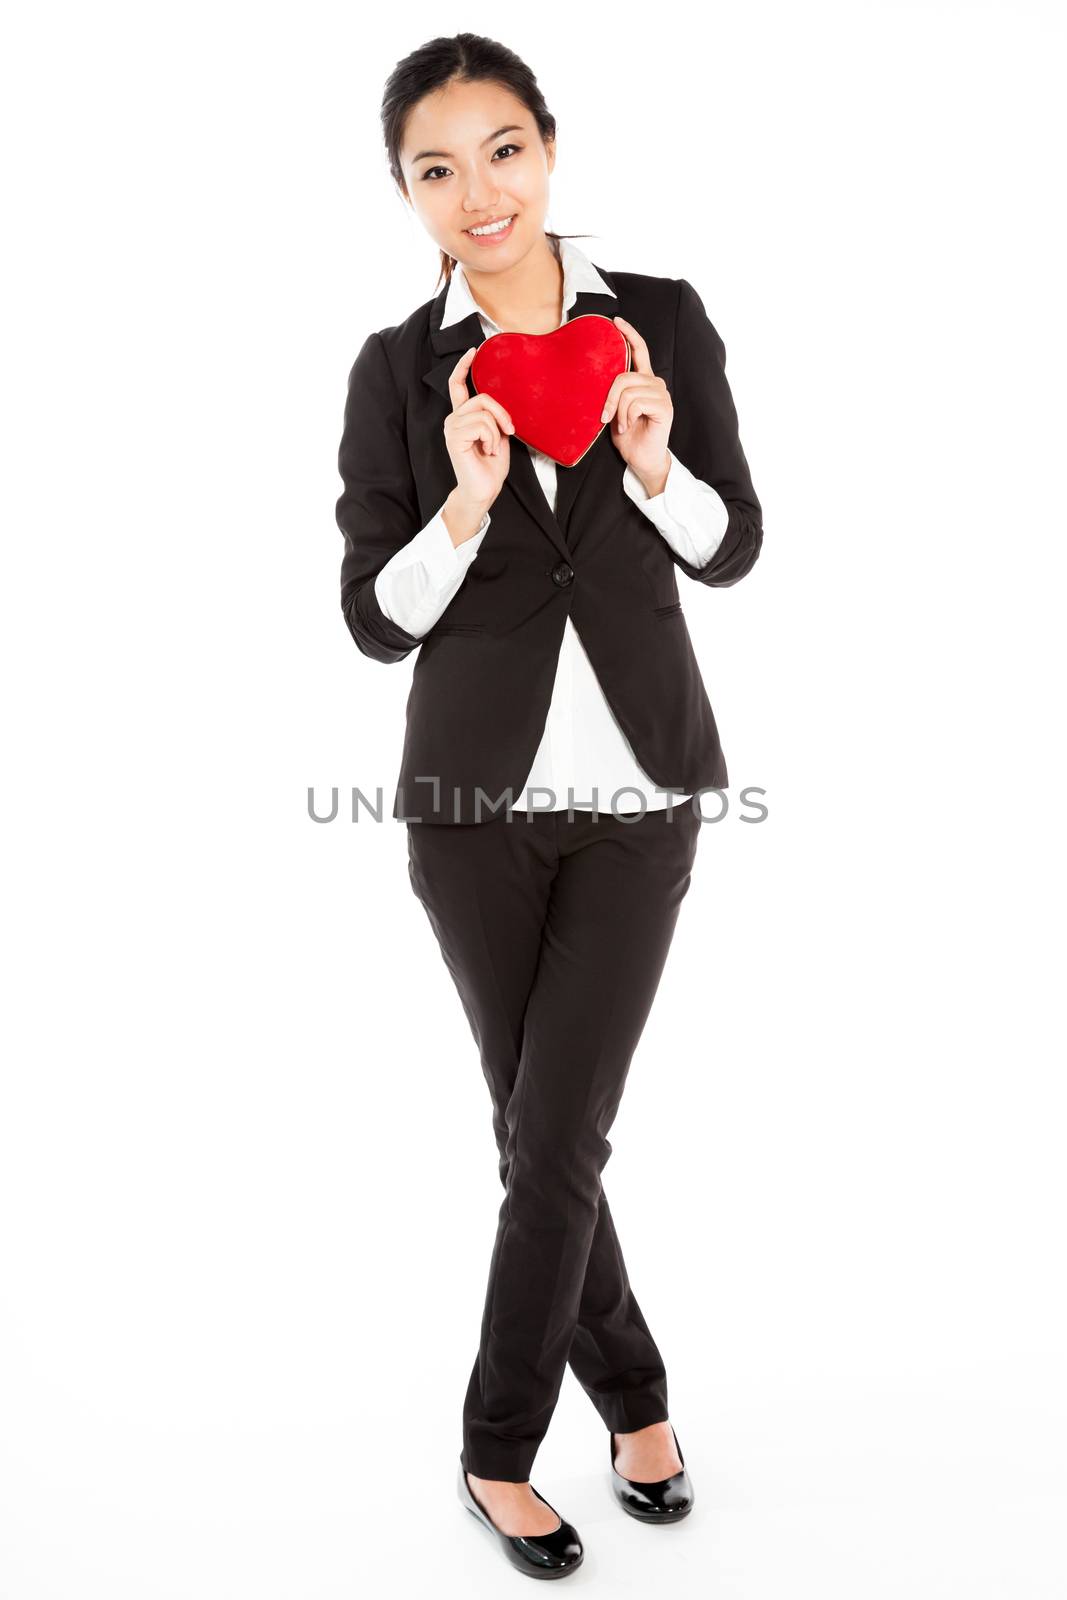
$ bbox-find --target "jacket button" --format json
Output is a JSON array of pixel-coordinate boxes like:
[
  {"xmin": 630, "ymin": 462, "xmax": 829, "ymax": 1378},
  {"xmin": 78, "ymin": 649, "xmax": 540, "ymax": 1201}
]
[{"xmin": 552, "ymin": 563, "xmax": 574, "ymax": 587}]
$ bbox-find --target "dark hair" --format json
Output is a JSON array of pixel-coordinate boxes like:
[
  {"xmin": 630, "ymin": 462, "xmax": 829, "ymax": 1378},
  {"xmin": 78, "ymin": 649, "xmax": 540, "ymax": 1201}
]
[{"xmin": 380, "ymin": 32, "xmax": 595, "ymax": 292}]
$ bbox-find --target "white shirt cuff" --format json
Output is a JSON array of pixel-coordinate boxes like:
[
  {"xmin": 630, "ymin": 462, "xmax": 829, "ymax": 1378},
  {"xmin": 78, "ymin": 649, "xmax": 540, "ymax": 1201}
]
[
  {"xmin": 623, "ymin": 450, "xmax": 729, "ymax": 568},
  {"xmin": 374, "ymin": 506, "xmax": 489, "ymax": 634}
]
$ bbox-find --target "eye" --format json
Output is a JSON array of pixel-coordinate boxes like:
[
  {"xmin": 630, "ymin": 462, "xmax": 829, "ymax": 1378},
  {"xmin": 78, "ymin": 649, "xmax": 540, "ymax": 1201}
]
[{"xmin": 420, "ymin": 144, "xmax": 523, "ymax": 181}]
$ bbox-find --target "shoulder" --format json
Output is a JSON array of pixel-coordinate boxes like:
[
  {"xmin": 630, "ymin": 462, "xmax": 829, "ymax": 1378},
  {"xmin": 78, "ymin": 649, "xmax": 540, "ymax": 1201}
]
[
  {"xmin": 612, "ymin": 269, "xmax": 725, "ymax": 365},
  {"xmin": 339, "ymin": 289, "xmax": 440, "ymax": 402},
  {"xmin": 374, "ymin": 290, "xmax": 439, "ymax": 354},
  {"xmin": 599, "ymin": 267, "xmax": 715, "ymax": 342},
  {"xmin": 602, "ymin": 266, "xmax": 681, "ymax": 299},
  {"xmin": 343, "ymin": 285, "xmax": 455, "ymax": 399},
  {"xmin": 598, "ymin": 266, "xmax": 699, "ymax": 312},
  {"xmin": 377, "ymin": 280, "xmax": 449, "ymax": 363},
  {"xmin": 597, "ymin": 267, "xmax": 719, "ymax": 368}
]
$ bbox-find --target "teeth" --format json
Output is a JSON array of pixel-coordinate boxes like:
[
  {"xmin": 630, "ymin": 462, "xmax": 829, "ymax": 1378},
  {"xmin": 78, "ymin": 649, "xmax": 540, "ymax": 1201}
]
[{"xmin": 468, "ymin": 216, "xmax": 513, "ymax": 236}]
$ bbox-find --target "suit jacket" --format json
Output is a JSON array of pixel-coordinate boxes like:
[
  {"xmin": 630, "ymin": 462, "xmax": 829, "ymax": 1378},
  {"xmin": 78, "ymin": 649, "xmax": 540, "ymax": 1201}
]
[{"xmin": 336, "ymin": 264, "xmax": 763, "ymax": 824}]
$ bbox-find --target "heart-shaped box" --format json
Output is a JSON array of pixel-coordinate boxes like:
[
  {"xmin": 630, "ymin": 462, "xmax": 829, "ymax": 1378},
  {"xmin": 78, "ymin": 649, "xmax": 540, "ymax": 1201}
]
[{"xmin": 470, "ymin": 314, "xmax": 631, "ymax": 468}]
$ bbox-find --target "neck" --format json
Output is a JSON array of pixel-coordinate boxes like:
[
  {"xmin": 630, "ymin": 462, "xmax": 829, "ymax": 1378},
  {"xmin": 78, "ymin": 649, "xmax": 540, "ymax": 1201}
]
[{"xmin": 460, "ymin": 234, "xmax": 564, "ymax": 332}]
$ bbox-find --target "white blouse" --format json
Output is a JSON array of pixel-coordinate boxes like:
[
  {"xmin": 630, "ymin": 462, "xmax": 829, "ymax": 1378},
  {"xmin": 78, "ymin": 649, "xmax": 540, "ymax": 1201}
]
[{"xmin": 374, "ymin": 238, "xmax": 729, "ymax": 814}]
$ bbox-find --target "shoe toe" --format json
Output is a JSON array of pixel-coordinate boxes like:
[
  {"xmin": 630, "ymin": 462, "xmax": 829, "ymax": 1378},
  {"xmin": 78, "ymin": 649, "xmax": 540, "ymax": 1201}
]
[
  {"xmin": 612, "ymin": 1469, "xmax": 693, "ymax": 1520},
  {"xmin": 609, "ymin": 1426, "xmax": 695, "ymax": 1523},
  {"xmin": 510, "ymin": 1518, "xmax": 583, "ymax": 1573},
  {"xmin": 458, "ymin": 1462, "xmax": 584, "ymax": 1577}
]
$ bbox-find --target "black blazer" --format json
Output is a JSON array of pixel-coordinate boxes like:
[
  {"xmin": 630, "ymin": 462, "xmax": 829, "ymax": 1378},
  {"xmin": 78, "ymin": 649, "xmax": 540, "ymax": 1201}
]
[{"xmin": 335, "ymin": 264, "xmax": 763, "ymax": 824}]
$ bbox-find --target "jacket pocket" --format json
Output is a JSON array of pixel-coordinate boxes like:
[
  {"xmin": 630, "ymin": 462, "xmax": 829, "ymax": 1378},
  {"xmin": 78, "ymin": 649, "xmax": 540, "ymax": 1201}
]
[
  {"xmin": 653, "ymin": 600, "xmax": 683, "ymax": 619},
  {"xmin": 432, "ymin": 621, "xmax": 486, "ymax": 635}
]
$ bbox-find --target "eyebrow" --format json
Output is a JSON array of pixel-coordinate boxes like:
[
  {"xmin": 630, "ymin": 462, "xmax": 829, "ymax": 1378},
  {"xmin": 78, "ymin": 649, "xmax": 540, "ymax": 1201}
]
[{"xmin": 411, "ymin": 124, "xmax": 525, "ymax": 164}]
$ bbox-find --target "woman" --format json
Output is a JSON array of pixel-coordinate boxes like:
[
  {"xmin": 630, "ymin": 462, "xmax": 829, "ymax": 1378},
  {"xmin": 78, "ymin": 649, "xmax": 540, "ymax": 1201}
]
[{"xmin": 336, "ymin": 32, "xmax": 762, "ymax": 1580}]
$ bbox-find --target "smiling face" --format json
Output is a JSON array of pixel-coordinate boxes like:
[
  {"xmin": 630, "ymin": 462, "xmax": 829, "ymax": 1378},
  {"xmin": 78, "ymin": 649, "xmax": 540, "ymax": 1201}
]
[{"xmin": 398, "ymin": 78, "xmax": 556, "ymax": 276}]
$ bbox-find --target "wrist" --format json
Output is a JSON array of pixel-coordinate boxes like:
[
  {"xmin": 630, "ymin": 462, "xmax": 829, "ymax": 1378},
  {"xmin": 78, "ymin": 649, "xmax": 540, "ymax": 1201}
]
[
  {"xmin": 443, "ymin": 486, "xmax": 492, "ymax": 548},
  {"xmin": 635, "ymin": 452, "xmax": 672, "ymax": 499}
]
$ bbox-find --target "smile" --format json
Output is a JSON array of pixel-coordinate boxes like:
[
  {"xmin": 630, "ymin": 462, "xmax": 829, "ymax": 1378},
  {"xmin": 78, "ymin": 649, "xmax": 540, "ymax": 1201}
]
[{"xmin": 465, "ymin": 215, "xmax": 516, "ymax": 240}]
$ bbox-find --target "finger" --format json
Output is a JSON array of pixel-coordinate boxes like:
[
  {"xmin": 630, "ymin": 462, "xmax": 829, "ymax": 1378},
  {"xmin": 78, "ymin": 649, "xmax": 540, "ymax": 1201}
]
[
  {"xmin": 617, "ymin": 381, "xmax": 670, "ymax": 434},
  {"xmin": 448, "ymin": 408, "xmax": 499, "ymax": 436},
  {"xmin": 457, "ymin": 390, "xmax": 515, "ymax": 435},
  {"xmin": 447, "ymin": 347, "xmax": 478, "ymax": 411},
  {"xmin": 599, "ymin": 369, "xmax": 646, "ymax": 424},
  {"xmin": 612, "ymin": 314, "xmax": 652, "ymax": 375},
  {"xmin": 450, "ymin": 410, "xmax": 504, "ymax": 456}
]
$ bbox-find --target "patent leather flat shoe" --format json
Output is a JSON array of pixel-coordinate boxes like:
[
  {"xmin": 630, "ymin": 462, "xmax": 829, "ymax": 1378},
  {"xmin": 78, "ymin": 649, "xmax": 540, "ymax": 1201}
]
[
  {"xmin": 457, "ymin": 1461, "xmax": 584, "ymax": 1579},
  {"xmin": 609, "ymin": 1424, "xmax": 694, "ymax": 1522}
]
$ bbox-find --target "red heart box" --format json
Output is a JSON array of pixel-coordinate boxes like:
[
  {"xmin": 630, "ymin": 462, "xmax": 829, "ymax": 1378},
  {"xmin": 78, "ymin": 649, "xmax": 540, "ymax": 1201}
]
[{"xmin": 470, "ymin": 314, "xmax": 631, "ymax": 468}]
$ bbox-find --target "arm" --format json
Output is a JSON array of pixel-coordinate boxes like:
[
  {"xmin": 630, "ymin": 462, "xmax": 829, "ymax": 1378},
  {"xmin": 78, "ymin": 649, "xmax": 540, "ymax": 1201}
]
[
  {"xmin": 336, "ymin": 331, "xmax": 488, "ymax": 663},
  {"xmin": 646, "ymin": 278, "xmax": 763, "ymax": 587},
  {"xmin": 622, "ymin": 449, "xmax": 729, "ymax": 569}
]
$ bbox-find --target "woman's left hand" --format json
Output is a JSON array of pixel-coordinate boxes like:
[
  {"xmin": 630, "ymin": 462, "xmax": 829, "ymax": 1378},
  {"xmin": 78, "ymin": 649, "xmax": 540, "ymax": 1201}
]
[{"xmin": 600, "ymin": 315, "xmax": 673, "ymax": 492}]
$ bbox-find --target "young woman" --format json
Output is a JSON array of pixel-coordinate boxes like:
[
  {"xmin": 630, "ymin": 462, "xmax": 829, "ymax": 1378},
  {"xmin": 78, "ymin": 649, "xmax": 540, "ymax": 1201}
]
[{"xmin": 336, "ymin": 33, "xmax": 762, "ymax": 1580}]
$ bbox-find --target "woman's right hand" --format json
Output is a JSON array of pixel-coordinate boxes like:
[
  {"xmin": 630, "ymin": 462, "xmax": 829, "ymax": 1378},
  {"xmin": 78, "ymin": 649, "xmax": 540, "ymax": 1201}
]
[{"xmin": 444, "ymin": 347, "xmax": 515, "ymax": 512}]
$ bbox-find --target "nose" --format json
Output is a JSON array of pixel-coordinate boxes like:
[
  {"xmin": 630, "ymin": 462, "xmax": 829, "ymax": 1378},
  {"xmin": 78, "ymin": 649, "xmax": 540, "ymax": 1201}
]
[{"xmin": 461, "ymin": 176, "xmax": 501, "ymax": 215}]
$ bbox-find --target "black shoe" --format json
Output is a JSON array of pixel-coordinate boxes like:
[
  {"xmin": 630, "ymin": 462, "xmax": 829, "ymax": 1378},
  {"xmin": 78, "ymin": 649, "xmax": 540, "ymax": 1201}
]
[
  {"xmin": 609, "ymin": 1423, "xmax": 694, "ymax": 1522},
  {"xmin": 457, "ymin": 1461, "xmax": 584, "ymax": 1579}
]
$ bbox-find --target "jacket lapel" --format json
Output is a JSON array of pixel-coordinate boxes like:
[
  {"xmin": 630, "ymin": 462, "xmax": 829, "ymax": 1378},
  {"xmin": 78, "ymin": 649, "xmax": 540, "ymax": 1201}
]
[{"xmin": 421, "ymin": 264, "xmax": 621, "ymax": 563}]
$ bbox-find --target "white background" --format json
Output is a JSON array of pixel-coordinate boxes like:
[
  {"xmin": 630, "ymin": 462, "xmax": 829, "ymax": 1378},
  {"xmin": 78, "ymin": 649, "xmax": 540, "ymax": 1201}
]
[{"xmin": 2, "ymin": 2, "xmax": 1065, "ymax": 1595}]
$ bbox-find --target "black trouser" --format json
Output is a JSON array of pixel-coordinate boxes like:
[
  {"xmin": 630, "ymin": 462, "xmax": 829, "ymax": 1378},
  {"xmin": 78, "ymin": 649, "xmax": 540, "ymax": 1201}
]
[{"xmin": 406, "ymin": 800, "xmax": 703, "ymax": 1482}]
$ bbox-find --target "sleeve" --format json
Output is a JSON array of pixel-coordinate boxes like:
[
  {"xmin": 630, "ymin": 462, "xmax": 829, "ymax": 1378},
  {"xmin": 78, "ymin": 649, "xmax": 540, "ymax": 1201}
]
[
  {"xmin": 335, "ymin": 330, "xmax": 444, "ymax": 663},
  {"xmin": 374, "ymin": 504, "xmax": 490, "ymax": 636},
  {"xmin": 654, "ymin": 278, "xmax": 763, "ymax": 587},
  {"xmin": 622, "ymin": 449, "xmax": 729, "ymax": 569}
]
